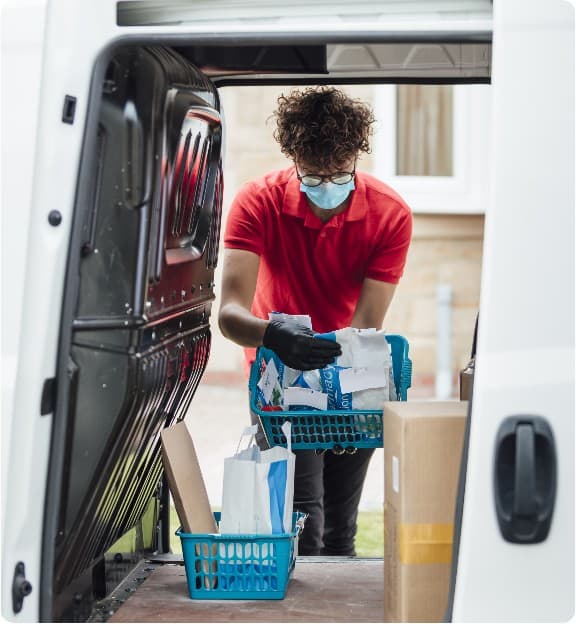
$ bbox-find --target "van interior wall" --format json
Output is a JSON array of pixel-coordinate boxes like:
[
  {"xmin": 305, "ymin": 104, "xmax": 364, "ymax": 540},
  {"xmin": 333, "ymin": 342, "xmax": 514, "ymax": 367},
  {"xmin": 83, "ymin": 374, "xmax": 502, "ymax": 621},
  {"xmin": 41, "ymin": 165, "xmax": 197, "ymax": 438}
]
[{"xmin": 206, "ymin": 85, "xmax": 484, "ymax": 396}]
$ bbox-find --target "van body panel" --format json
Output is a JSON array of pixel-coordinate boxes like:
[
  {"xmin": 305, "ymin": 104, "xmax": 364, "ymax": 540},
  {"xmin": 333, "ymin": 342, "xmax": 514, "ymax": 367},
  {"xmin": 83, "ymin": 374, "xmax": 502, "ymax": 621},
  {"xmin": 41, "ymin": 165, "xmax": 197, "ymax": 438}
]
[
  {"xmin": 115, "ymin": 0, "xmax": 493, "ymax": 33},
  {"xmin": 451, "ymin": 0, "xmax": 575, "ymax": 621},
  {"xmin": 1, "ymin": 7, "xmax": 47, "ymax": 619}
]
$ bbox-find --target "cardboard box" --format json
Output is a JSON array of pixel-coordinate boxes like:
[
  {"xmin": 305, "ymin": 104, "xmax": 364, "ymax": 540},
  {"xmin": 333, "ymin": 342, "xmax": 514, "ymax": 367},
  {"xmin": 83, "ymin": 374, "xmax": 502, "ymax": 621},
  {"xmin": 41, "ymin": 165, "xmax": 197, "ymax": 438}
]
[
  {"xmin": 384, "ymin": 401, "xmax": 468, "ymax": 623},
  {"xmin": 160, "ymin": 421, "xmax": 218, "ymax": 534}
]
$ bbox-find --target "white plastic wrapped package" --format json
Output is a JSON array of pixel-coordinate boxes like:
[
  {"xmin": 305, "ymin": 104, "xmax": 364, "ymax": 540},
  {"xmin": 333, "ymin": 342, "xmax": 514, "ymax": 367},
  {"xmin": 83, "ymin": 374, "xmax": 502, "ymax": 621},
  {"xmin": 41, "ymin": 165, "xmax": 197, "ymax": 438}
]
[
  {"xmin": 282, "ymin": 370, "xmax": 327, "ymax": 411},
  {"xmin": 256, "ymin": 323, "xmax": 396, "ymax": 412},
  {"xmin": 317, "ymin": 365, "xmax": 388, "ymax": 411},
  {"xmin": 316, "ymin": 328, "xmax": 396, "ymax": 408}
]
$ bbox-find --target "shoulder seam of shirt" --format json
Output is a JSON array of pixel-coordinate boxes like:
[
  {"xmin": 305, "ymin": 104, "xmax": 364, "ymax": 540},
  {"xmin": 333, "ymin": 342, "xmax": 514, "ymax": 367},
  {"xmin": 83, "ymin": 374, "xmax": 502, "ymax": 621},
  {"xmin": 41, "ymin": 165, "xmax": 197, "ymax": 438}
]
[
  {"xmin": 364, "ymin": 189, "xmax": 412, "ymax": 218},
  {"xmin": 359, "ymin": 174, "xmax": 411, "ymax": 213}
]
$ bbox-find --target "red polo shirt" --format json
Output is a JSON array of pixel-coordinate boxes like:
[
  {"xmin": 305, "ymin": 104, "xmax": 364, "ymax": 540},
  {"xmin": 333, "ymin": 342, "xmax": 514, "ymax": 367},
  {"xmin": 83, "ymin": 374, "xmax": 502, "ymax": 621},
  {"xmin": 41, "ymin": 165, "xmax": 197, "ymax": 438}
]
[{"xmin": 224, "ymin": 167, "xmax": 412, "ymax": 364}]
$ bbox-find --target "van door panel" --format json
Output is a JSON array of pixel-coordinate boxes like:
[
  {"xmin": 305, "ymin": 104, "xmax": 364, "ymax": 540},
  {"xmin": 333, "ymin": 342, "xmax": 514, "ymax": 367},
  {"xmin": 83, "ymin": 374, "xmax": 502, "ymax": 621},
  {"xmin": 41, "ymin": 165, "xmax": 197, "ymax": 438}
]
[{"xmin": 45, "ymin": 46, "xmax": 222, "ymax": 609}]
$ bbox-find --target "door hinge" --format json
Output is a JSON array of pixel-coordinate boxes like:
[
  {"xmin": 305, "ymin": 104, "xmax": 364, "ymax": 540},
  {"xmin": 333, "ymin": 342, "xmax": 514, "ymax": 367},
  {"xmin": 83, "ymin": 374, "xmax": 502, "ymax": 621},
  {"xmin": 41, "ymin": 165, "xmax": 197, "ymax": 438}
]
[
  {"xmin": 12, "ymin": 562, "xmax": 32, "ymax": 614},
  {"xmin": 62, "ymin": 95, "xmax": 77, "ymax": 124},
  {"xmin": 41, "ymin": 377, "xmax": 57, "ymax": 415}
]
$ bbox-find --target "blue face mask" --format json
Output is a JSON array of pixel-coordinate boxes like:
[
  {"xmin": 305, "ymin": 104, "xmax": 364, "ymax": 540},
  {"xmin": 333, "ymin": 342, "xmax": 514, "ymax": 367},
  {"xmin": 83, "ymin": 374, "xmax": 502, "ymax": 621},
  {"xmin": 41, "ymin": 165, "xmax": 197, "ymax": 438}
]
[{"xmin": 300, "ymin": 179, "xmax": 355, "ymax": 210}]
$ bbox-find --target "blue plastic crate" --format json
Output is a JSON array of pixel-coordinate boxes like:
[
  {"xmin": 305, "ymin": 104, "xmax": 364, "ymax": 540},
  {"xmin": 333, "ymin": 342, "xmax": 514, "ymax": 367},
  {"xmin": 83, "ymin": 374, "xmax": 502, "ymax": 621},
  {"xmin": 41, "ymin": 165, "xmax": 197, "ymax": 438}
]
[
  {"xmin": 249, "ymin": 334, "xmax": 411, "ymax": 451},
  {"xmin": 176, "ymin": 512, "xmax": 306, "ymax": 600}
]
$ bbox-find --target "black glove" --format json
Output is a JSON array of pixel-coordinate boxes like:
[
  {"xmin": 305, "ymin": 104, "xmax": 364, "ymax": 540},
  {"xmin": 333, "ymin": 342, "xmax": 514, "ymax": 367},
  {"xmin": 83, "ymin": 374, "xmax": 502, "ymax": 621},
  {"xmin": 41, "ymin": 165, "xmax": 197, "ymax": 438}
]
[{"xmin": 262, "ymin": 319, "xmax": 342, "ymax": 371}]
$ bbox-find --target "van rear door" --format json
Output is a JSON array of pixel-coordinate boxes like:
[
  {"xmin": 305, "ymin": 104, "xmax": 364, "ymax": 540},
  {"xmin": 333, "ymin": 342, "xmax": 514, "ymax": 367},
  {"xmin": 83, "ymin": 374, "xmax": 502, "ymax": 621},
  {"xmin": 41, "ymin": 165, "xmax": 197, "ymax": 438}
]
[
  {"xmin": 2, "ymin": 1, "xmax": 494, "ymax": 621},
  {"xmin": 448, "ymin": 1, "xmax": 574, "ymax": 620},
  {"xmin": 2, "ymin": 30, "xmax": 224, "ymax": 621},
  {"xmin": 42, "ymin": 44, "xmax": 223, "ymax": 618}
]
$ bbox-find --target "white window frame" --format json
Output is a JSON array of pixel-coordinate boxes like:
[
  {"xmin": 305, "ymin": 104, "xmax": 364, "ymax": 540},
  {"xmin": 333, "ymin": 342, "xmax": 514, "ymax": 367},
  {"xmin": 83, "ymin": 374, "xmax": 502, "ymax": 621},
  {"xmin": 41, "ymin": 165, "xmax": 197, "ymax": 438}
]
[{"xmin": 371, "ymin": 84, "xmax": 491, "ymax": 214}]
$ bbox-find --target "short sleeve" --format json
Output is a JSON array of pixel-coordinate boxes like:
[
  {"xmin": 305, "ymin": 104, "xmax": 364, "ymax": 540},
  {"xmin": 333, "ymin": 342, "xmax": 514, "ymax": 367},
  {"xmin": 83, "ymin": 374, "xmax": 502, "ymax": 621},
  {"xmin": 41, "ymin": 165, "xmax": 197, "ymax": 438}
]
[
  {"xmin": 223, "ymin": 182, "xmax": 267, "ymax": 256},
  {"xmin": 365, "ymin": 206, "xmax": 413, "ymax": 284}
]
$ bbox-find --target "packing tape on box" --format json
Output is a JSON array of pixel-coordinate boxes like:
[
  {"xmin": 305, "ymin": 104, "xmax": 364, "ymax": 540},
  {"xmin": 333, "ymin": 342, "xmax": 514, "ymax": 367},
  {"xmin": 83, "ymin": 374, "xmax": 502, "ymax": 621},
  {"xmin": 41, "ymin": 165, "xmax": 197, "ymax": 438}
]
[{"xmin": 399, "ymin": 523, "xmax": 454, "ymax": 564}]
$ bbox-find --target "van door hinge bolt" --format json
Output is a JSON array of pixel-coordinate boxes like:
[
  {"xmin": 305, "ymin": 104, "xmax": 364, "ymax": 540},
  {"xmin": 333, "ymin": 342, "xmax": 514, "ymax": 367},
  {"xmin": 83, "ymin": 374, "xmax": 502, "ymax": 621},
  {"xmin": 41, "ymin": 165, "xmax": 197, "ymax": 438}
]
[
  {"xmin": 17, "ymin": 580, "xmax": 32, "ymax": 598},
  {"xmin": 48, "ymin": 211, "xmax": 62, "ymax": 226}
]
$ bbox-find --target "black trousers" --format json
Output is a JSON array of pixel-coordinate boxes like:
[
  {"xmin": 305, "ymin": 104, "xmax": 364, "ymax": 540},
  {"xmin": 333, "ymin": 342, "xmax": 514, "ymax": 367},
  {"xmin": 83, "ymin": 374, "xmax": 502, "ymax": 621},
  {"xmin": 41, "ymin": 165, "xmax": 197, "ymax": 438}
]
[
  {"xmin": 293, "ymin": 448, "xmax": 375, "ymax": 556},
  {"xmin": 250, "ymin": 406, "xmax": 374, "ymax": 556}
]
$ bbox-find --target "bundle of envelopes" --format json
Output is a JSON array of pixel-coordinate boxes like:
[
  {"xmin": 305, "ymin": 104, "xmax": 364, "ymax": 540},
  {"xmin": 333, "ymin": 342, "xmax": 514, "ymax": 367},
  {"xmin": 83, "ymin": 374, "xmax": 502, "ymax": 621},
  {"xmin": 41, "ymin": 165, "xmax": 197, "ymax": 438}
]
[{"xmin": 257, "ymin": 314, "xmax": 396, "ymax": 412}]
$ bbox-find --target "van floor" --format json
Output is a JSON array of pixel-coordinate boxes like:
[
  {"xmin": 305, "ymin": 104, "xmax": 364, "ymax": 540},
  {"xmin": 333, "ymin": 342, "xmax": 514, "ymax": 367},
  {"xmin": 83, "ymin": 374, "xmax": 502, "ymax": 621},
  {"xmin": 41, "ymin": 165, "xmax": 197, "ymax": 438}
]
[{"xmin": 107, "ymin": 557, "xmax": 383, "ymax": 622}]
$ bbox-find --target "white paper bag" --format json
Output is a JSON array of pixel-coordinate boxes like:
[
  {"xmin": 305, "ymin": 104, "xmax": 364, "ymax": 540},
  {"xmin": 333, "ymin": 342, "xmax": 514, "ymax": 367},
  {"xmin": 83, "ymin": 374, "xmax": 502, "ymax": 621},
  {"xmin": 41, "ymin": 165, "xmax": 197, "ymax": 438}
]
[{"xmin": 220, "ymin": 423, "xmax": 295, "ymax": 535}]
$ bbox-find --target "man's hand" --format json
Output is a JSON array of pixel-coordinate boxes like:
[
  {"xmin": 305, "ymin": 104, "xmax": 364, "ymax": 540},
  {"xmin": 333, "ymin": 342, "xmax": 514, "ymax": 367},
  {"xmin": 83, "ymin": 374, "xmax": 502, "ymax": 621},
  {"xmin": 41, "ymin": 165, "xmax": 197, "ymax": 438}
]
[{"xmin": 262, "ymin": 319, "xmax": 342, "ymax": 371}]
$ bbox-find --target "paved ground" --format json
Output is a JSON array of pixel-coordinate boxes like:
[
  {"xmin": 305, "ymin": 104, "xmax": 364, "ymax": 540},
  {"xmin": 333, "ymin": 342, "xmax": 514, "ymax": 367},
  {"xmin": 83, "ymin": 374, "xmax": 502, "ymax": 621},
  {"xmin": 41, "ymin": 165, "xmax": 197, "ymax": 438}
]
[{"xmin": 184, "ymin": 382, "xmax": 384, "ymax": 512}]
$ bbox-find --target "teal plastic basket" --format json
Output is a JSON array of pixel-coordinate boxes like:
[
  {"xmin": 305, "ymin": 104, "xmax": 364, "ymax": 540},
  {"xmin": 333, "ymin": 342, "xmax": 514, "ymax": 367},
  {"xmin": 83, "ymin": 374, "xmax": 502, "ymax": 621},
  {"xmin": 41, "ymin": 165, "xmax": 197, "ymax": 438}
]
[
  {"xmin": 249, "ymin": 334, "xmax": 411, "ymax": 451},
  {"xmin": 176, "ymin": 512, "xmax": 306, "ymax": 600}
]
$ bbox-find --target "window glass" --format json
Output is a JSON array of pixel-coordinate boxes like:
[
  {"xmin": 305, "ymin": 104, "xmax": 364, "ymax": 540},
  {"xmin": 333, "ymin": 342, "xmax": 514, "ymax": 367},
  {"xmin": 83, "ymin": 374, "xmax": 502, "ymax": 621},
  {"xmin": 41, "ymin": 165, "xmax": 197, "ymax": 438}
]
[{"xmin": 396, "ymin": 85, "xmax": 453, "ymax": 176}]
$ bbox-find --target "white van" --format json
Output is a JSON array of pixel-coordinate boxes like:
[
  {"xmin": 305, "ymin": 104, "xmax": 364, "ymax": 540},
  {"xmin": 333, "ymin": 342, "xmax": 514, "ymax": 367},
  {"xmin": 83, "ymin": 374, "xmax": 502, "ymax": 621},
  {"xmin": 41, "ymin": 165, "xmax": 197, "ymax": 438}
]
[{"xmin": 2, "ymin": 0, "xmax": 574, "ymax": 621}]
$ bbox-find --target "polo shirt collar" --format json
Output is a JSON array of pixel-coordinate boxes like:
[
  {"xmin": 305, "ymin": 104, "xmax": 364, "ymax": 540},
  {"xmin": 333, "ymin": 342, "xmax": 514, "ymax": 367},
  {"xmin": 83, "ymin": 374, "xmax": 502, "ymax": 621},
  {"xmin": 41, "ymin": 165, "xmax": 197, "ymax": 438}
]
[{"xmin": 281, "ymin": 167, "xmax": 367, "ymax": 224}]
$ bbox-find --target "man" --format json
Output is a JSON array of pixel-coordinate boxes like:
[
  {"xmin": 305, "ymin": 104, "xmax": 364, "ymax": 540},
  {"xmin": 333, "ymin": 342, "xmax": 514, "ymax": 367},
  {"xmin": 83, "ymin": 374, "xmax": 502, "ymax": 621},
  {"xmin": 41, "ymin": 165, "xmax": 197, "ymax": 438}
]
[{"xmin": 218, "ymin": 86, "xmax": 412, "ymax": 556}]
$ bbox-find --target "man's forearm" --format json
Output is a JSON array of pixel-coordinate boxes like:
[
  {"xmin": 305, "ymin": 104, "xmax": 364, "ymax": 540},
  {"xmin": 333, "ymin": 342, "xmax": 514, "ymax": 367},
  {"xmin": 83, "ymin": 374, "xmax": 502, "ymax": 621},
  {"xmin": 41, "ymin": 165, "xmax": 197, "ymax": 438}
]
[
  {"xmin": 349, "ymin": 308, "xmax": 385, "ymax": 330},
  {"xmin": 218, "ymin": 302, "xmax": 269, "ymax": 348},
  {"xmin": 349, "ymin": 279, "xmax": 396, "ymax": 329}
]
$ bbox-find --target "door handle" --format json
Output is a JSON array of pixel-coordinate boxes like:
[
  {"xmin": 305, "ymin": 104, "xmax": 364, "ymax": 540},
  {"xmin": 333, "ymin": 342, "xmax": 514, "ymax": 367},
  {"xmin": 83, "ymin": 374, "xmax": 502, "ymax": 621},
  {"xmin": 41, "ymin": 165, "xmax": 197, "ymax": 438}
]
[
  {"xmin": 513, "ymin": 423, "xmax": 537, "ymax": 517},
  {"xmin": 494, "ymin": 416, "xmax": 556, "ymax": 543}
]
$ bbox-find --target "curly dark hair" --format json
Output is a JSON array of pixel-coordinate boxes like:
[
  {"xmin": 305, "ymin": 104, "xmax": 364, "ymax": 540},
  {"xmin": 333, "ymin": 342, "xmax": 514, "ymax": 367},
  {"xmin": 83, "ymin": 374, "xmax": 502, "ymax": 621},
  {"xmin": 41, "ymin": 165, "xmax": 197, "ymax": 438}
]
[{"xmin": 272, "ymin": 86, "xmax": 375, "ymax": 170}]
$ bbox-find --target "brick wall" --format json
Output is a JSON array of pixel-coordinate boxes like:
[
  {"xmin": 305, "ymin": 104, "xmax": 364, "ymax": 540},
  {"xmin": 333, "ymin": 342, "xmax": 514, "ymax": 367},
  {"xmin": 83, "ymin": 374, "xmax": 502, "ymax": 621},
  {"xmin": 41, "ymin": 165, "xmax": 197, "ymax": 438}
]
[
  {"xmin": 385, "ymin": 214, "xmax": 482, "ymax": 397},
  {"xmin": 205, "ymin": 86, "xmax": 483, "ymax": 398}
]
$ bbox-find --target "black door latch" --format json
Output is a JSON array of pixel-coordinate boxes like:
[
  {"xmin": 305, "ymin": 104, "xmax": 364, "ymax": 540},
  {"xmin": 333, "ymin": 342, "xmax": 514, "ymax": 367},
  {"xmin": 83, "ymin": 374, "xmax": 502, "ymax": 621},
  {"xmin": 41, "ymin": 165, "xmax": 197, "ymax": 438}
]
[
  {"xmin": 12, "ymin": 562, "xmax": 32, "ymax": 613},
  {"xmin": 494, "ymin": 416, "xmax": 556, "ymax": 543}
]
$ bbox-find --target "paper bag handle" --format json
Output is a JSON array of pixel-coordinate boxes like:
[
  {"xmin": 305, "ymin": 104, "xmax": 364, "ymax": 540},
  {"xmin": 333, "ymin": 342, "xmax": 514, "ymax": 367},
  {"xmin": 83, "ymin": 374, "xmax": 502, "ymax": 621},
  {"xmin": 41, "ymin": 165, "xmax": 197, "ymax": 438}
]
[
  {"xmin": 235, "ymin": 424, "xmax": 259, "ymax": 454},
  {"xmin": 281, "ymin": 421, "xmax": 292, "ymax": 453}
]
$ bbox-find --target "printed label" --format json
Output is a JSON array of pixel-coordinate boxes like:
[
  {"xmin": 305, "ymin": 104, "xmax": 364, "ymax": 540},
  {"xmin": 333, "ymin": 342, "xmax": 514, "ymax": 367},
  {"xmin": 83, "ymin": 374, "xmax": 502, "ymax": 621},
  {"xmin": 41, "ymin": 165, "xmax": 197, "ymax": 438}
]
[
  {"xmin": 283, "ymin": 387, "xmax": 328, "ymax": 411},
  {"xmin": 257, "ymin": 358, "xmax": 279, "ymax": 404},
  {"xmin": 319, "ymin": 365, "xmax": 352, "ymax": 410},
  {"xmin": 339, "ymin": 366, "xmax": 388, "ymax": 394},
  {"xmin": 392, "ymin": 455, "xmax": 399, "ymax": 493}
]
